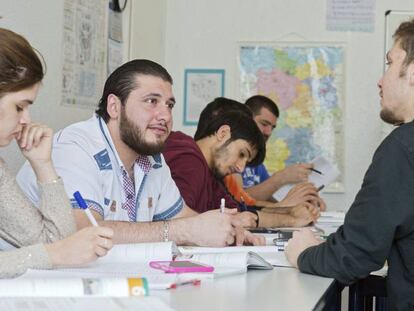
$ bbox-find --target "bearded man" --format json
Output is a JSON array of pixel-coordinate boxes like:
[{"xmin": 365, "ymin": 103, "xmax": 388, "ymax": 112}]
[{"xmin": 17, "ymin": 59, "xmax": 263, "ymax": 247}]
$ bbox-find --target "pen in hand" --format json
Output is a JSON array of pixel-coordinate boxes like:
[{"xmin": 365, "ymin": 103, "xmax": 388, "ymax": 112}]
[
  {"xmin": 240, "ymin": 196, "xmax": 248, "ymax": 212},
  {"xmin": 310, "ymin": 168, "xmax": 323, "ymax": 175},
  {"xmin": 73, "ymin": 191, "xmax": 99, "ymax": 227},
  {"xmin": 220, "ymin": 198, "xmax": 225, "ymax": 213}
]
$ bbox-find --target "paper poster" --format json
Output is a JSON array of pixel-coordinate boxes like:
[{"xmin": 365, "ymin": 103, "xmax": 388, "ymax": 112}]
[
  {"xmin": 326, "ymin": 0, "xmax": 376, "ymax": 32},
  {"xmin": 61, "ymin": 0, "xmax": 107, "ymax": 108}
]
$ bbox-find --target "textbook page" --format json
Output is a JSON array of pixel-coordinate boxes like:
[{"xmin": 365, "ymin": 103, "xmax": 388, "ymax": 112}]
[
  {"xmin": 0, "ymin": 297, "xmax": 175, "ymax": 311},
  {"xmin": 273, "ymin": 156, "xmax": 340, "ymax": 201},
  {"xmin": 98, "ymin": 241, "xmax": 175, "ymax": 264},
  {"xmin": 179, "ymin": 245, "xmax": 292, "ymax": 268},
  {"xmin": 20, "ymin": 242, "xmax": 178, "ymax": 289}
]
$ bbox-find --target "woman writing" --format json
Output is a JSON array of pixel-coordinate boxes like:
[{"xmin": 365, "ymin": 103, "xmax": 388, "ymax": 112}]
[{"xmin": 0, "ymin": 28, "xmax": 113, "ymax": 277}]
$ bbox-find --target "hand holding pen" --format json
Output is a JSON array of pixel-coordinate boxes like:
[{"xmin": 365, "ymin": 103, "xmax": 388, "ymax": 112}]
[{"xmin": 74, "ymin": 191, "xmax": 99, "ymax": 226}]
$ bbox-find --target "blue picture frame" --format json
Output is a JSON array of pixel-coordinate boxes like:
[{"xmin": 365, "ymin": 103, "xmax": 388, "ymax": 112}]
[{"xmin": 183, "ymin": 69, "xmax": 225, "ymax": 126}]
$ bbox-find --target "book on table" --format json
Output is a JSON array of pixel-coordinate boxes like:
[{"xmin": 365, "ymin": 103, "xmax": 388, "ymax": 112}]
[{"xmin": 10, "ymin": 241, "xmax": 292, "ymax": 296}]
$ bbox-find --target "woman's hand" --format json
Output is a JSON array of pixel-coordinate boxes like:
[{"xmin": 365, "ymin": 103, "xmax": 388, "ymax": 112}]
[
  {"xmin": 45, "ymin": 226, "xmax": 114, "ymax": 267},
  {"xmin": 17, "ymin": 123, "xmax": 59, "ymax": 183},
  {"xmin": 17, "ymin": 123, "xmax": 53, "ymax": 166}
]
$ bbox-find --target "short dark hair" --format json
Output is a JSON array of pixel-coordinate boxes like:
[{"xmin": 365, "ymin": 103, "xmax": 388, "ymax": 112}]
[
  {"xmin": 0, "ymin": 28, "xmax": 44, "ymax": 97},
  {"xmin": 96, "ymin": 59, "xmax": 173, "ymax": 122},
  {"xmin": 393, "ymin": 19, "xmax": 414, "ymax": 76},
  {"xmin": 245, "ymin": 95, "xmax": 279, "ymax": 118},
  {"xmin": 194, "ymin": 97, "xmax": 252, "ymax": 141},
  {"xmin": 196, "ymin": 110, "xmax": 266, "ymax": 166}
]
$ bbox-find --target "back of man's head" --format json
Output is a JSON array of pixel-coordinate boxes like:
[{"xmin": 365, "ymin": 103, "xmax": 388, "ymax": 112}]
[
  {"xmin": 194, "ymin": 97, "xmax": 252, "ymax": 141},
  {"xmin": 393, "ymin": 19, "xmax": 414, "ymax": 74},
  {"xmin": 245, "ymin": 95, "xmax": 279, "ymax": 118},
  {"xmin": 96, "ymin": 59, "xmax": 173, "ymax": 122},
  {"xmin": 196, "ymin": 110, "xmax": 266, "ymax": 166}
]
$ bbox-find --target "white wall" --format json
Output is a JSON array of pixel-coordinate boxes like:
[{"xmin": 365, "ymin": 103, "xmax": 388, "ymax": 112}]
[
  {"xmin": 162, "ymin": 0, "xmax": 414, "ymax": 211},
  {"xmin": 0, "ymin": 0, "xmax": 131, "ymax": 172},
  {"xmin": 129, "ymin": 0, "xmax": 166, "ymax": 64},
  {"xmin": 1, "ymin": 0, "xmax": 413, "ymax": 212}
]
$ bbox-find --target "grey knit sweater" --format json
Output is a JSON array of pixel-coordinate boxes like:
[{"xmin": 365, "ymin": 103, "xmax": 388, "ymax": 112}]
[{"xmin": 0, "ymin": 158, "xmax": 76, "ymax": 278}]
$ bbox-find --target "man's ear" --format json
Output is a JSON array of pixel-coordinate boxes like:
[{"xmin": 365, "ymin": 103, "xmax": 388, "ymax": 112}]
[
  {"xmin": 107, "ymin": 94, "xmax": 122, "ymax": 119},
  {"xmin": 216, "ymin": 125, "xmax": 231, "ymax": 142}
]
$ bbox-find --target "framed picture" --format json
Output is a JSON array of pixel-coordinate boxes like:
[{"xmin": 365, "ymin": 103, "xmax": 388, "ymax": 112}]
[{"xmin": 183, "ymin": 69, "xmax": 225, "ymax": 126}]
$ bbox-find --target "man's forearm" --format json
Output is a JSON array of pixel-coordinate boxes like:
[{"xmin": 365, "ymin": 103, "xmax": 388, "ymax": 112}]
[
  {"xmin": 98, "ymin": 218, "xmax": 194, "ymax": 245},
  {"xmin": 246, "ymin": 171, "xmax": 286, "ymax": 201},
  {"xmin": 257, "ymin": 210, "xmax": 294, "ymax": 227}
]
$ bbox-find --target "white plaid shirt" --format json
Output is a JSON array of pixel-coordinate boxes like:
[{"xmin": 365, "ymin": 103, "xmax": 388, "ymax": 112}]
[{"xmin": 17, "ymin": 115, "xmax": 184, "ymax": 222}]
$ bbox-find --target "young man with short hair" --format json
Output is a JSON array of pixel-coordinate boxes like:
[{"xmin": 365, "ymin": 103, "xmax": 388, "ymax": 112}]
[
  {"xmin": 285, "ymin": 20, "xmax": 414, "ymax": 309},
  {"xmin": 242, "ymin": 95, "xmax": 318, "ymax": 203}
]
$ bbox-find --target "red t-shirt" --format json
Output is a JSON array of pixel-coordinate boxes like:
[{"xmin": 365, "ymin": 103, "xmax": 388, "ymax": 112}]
[{"xmin": 163, "ymin": 131, "xmax": 237, "ymax": 213}]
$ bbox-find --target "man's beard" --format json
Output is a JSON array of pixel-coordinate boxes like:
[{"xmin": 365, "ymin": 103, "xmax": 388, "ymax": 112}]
[
  {"xmin": 211, "ymin": 142, "xmax": 230, "ymax": 179},
  {"xmin": 119, "ymin": 108, "xmax": 166, "ymax": 155},
  {"xmin": 380, "ymin": 107, "xmax": 404, "ymax": 125}
]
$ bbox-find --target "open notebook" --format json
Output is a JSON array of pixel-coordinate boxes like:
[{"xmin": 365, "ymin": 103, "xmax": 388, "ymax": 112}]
[{"xmin": 178, "ymin": 245, "xmax": 292, "ymax": 273}]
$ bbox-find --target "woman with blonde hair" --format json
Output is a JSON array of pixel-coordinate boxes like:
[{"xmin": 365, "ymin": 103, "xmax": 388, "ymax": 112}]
[{"xmin": 0, "ymin": 28, "xmax": 113, "ymax": 277}]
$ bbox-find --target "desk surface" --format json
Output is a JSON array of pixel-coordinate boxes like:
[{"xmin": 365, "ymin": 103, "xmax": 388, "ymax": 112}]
[{"xmin": 153, "ymin": 268, "xmax": 336, "ymax": 311}]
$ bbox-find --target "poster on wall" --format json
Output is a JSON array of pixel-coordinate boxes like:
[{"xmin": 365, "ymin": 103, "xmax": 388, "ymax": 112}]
[
  {"xmin": 238, "ymin": 43, "xmax": 345, "ymax": 192},
  {"xmin": 326, "ymin": 0, "xmax": 376, "ymax": 32},
  {"xmin": 61, "ymin": 0, "xmax": 107, "ymax": 108},
  {"xmin": 183, "ymin": 69, "xmax": 225, "ymax": 126}
]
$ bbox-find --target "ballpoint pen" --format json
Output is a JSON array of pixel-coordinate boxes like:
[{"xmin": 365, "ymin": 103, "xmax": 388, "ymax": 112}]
[
  {"xmin": 73, "ymin": 191, "xmax": 99, "ymax": 226},
  {"xmin": 220, "ymin": 198, "xmax": 225, "ymax": 213},
  {"xmin": 310, "ymin": 168, "xmax": 323, "ymax": 175}
]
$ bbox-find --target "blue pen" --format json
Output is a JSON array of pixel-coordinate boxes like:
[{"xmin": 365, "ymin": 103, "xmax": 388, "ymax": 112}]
[{"xmin": 73, "ymin": 191, "xmax": 99, "ymax": 227}]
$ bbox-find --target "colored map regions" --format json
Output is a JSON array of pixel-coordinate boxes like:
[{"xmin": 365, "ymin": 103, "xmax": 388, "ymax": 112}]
[{"xmin": 239, "ymin": 45, "xmax": 344, "ymax": 186}]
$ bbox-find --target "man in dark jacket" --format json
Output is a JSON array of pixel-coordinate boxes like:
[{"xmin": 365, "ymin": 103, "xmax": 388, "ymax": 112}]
[{"xmin": 285, "ymin": 19, "xmax": 414, "ymax": 310}]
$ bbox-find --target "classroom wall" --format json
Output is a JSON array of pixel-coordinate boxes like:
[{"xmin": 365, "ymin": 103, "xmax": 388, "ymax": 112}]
[
  {"xmin": 1, "ymin": 0, "xmax": 413, "ymax": 212},
  {"xmin": 0, "ymin": 0, "xmax": 131, "ymax": 172},
  {"xmin": 161, "ymin": 0, "xmax": 414, "ymax": 211},
  {"xmin": 129, "ymin": 0, "xmax": 166, "ymax": 64}
]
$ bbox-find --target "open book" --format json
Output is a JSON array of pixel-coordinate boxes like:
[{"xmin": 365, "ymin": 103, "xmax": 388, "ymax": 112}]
[{"xmin": 178, "ymin": 245, "xmax": 292, "ymax": 272}]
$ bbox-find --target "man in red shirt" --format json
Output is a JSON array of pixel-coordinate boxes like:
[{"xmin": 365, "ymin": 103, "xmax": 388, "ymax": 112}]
[{"xmin": 164, "ymin": 99, "xmax": 319, "ymax": 228}]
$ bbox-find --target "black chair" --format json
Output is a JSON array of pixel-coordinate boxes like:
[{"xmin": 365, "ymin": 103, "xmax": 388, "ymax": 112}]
[{"xmin": 348, "ymin": 275, "xmax": 387, "ymax": 311}]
